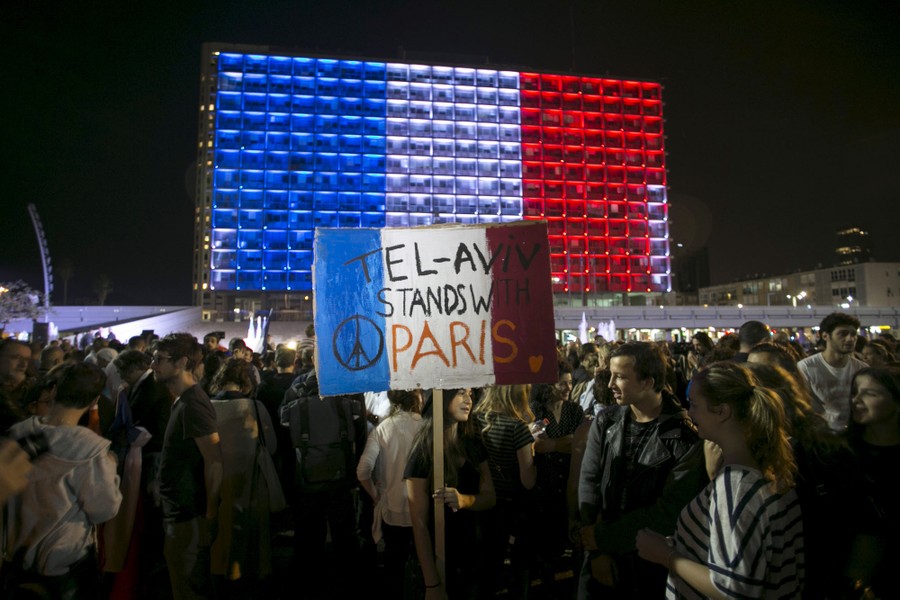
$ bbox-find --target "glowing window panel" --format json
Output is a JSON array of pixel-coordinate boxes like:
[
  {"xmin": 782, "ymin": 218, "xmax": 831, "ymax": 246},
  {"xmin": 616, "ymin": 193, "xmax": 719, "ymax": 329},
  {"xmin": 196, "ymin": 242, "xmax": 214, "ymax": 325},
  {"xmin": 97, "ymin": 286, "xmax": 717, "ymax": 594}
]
[{"xmin": 201, "ymin": 52, "xmax": 670, "ymax": 293}]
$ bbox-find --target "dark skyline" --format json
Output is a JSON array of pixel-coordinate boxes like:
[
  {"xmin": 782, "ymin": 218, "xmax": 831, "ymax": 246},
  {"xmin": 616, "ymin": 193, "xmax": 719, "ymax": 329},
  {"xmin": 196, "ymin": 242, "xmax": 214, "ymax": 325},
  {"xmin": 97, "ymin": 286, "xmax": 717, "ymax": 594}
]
[{"xmin": 3, "ymin": 0, "xmax": 898, "ymax": 305}]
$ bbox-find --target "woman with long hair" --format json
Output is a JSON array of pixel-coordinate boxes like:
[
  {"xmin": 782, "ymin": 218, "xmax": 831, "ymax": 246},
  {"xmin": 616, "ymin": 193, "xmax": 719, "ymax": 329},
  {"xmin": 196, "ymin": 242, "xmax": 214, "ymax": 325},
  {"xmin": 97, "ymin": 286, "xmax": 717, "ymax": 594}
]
[
  {"xmin": 846, "ymin": 366, "xmax": 900, "ymax": 599},
  {"xmin": 746, "ymin": 362, "xmax": 860, "ymax": 599},
  {"xmin": 636, "ymin": 362, "xmax": 804, "ymax": 599},
  {"xmin": 473, "ymin": 384, "xmax": 538, "ymax": 597},
  {"xmin": 356, "ymin": 389, "xmax": 424, "ymax": 599},
  {"xmin": 405, "ymin": 389, "xmax": 496, "ymax": 599},
  {"xmin": 208, "ymin": 358, "xmax": 281, "ymax": 598}
]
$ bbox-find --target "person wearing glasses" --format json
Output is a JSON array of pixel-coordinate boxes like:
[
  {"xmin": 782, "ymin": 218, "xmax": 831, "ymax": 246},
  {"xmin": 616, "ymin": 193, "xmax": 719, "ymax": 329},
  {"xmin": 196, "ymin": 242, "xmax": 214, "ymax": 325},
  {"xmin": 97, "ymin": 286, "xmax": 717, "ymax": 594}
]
[{"xmin": 152, "ymin": 333, "xmax": 223, "ymax": 600}]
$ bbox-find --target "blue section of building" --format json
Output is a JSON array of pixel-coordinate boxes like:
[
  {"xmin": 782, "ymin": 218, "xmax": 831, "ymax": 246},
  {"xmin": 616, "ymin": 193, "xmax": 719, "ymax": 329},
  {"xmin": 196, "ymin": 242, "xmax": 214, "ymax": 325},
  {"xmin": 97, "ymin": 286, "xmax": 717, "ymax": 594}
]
[
  {"xmin": 314, "ymin": 228, "xmax": 390, "ymax": 394},
  {"xmin": 210, "ymin": 55, "xmax": 387, "ymax": 292}
]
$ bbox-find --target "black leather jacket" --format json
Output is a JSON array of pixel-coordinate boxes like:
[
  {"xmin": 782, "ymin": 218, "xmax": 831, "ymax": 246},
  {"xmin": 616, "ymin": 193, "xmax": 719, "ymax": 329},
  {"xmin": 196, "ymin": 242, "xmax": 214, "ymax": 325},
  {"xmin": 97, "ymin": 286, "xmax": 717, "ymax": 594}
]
[{"xmin": 577, "ymin": 392, "xmax": 707, "ymax": 555}]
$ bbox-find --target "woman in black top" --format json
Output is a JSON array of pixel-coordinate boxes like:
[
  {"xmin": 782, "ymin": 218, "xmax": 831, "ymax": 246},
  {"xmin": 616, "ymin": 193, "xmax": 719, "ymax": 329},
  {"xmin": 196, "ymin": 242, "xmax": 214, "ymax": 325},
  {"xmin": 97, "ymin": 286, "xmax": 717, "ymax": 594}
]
[
  {"xmin": 530, "ymin": 362, "xmax": 585, "ymax": 573},
  {"xmin": 847, "ymin": 366, "xmax": 900, "ymax": 599},
  {"xmin": 405, "ymin": 389, "xmax": 496, "ymax": 600}
]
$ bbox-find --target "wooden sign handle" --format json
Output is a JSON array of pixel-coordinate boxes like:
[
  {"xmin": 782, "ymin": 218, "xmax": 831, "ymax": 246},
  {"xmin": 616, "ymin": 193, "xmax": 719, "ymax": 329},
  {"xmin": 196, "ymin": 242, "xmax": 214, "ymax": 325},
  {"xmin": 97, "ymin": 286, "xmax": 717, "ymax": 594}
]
[{"xmin": 432, "ymin": 388, "xmax": 446, "ymax": 590}]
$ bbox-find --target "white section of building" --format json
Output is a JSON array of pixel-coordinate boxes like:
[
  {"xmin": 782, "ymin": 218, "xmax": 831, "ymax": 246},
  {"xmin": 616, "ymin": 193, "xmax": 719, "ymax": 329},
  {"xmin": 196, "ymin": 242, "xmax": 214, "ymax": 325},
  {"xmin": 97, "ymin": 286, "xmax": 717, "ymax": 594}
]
[{"xmin": 383, "ymin": 64, "xmax": 522, "ymax": 228}]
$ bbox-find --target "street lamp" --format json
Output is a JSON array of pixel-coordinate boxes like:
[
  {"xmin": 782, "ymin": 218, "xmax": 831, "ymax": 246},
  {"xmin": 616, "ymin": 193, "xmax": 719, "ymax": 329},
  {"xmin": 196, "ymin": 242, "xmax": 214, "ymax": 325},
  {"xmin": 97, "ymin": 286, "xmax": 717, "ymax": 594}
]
[{"xmin": 787, "ymin": 291, "xmax": 807, "ymax": 308}]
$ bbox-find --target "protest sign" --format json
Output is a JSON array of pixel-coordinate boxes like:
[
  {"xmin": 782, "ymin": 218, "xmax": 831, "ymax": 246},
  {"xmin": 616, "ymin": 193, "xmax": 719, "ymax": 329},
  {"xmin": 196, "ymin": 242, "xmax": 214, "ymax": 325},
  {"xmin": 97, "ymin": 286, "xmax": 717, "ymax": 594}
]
[{"xmin": 313, "ymin": 221, "xmax": 557, "ymax": 395}]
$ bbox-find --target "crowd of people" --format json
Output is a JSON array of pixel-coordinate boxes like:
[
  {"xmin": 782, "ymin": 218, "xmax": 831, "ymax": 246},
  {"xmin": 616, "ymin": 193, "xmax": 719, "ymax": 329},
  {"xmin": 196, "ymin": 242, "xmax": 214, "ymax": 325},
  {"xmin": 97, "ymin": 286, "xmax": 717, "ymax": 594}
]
[{"xmin": 0, "ymin": 311, "xmax": 897, "ymax": 599}]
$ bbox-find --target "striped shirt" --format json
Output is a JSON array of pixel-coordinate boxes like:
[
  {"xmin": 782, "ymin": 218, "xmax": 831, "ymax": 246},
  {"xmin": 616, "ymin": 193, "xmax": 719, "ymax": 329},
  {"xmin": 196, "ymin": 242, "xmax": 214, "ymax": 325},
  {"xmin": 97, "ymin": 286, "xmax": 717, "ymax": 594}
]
[
  {"xmin": 667, "ymin": 466, "xmax": 805, "ymax": 599},
  {"xmin": 477, "ymin": 413, "xmax": 534, "ymax": 501}
]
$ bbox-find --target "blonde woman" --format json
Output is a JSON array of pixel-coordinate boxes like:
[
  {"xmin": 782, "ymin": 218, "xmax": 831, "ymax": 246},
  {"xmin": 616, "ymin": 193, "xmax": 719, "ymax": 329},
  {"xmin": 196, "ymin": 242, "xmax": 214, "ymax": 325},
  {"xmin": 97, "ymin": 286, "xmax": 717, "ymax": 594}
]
[
  {"xmin": 474, "ymin": 384, "xmax": 538, "ymax": 596},
  {"xmin": 636, "ymin": 362, "xmax": 804, "ymax": 599}
]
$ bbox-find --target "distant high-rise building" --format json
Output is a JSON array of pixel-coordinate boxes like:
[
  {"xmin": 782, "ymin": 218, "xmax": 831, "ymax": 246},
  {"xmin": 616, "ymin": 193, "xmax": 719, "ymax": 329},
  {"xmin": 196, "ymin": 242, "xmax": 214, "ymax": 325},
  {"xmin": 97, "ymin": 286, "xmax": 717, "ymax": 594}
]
[
  {"xmin": 835, "ymin": 226, "xmax": 872, "ymax": 265},
  {"xmin": 193, "ymin": 43, "xmax": 671, "ymax": 319},
  {"xmin": 671, "ymin": 245, "xmax": 710, "ymax": 294}
]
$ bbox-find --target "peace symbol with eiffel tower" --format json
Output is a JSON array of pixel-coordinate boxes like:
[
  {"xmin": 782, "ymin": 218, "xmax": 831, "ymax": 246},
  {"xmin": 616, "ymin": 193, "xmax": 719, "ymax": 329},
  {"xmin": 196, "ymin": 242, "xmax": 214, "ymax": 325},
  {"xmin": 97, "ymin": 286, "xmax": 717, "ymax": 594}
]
[{"xmin": 332, "ymin": 314, "xmax": 385, "ymax": 371}]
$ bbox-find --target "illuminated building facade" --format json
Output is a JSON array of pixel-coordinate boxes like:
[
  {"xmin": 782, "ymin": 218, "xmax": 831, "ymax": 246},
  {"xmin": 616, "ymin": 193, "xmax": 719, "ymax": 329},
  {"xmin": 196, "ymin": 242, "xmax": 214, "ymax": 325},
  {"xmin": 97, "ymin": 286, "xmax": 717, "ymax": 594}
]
[{"xmin": 193, "ymin": 43, "xmax": 671, "ymax": 319}]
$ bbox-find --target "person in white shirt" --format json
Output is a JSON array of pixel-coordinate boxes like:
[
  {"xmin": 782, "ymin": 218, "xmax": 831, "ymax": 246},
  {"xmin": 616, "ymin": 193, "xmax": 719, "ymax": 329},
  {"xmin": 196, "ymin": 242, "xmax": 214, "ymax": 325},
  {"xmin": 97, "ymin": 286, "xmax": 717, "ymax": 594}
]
[
  {"xmin": 797, "ymin": 312, "xmax": 867, "ymax": 432},
  {"xmin": 356, "ymin": 389, "xmax": 423, "ymax": 599}
]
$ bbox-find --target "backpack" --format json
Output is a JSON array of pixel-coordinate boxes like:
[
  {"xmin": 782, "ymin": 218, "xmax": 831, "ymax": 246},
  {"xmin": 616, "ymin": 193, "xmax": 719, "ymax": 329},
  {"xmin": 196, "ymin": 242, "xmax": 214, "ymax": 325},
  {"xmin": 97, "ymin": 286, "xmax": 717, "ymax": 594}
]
[{"xmin": 281, "ymin": 372, "xmax": 362, "ymax": 492}]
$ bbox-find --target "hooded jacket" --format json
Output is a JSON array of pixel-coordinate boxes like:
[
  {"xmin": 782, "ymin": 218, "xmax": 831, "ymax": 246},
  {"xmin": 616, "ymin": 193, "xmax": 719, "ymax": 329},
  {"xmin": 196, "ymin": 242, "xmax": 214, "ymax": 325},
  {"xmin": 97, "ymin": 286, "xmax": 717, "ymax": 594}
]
[{"xmin": 4, "ymin": 416, "xmax": 122, "ymax": 576}]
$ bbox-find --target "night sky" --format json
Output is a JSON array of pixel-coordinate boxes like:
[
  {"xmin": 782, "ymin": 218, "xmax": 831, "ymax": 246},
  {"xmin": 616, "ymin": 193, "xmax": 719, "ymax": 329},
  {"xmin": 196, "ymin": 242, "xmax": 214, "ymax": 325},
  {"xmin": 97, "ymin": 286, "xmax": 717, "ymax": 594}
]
[{"xmin": 3, "ymin": 0, "xmax": 898, "ymax": 305}]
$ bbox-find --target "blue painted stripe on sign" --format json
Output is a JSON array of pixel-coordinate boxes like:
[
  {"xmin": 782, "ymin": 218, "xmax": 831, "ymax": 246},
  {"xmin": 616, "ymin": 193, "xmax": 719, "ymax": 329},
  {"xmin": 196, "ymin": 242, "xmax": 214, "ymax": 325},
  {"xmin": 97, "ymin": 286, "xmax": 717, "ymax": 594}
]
[{"xmin": 314, "ymin": 228, "xmax": 390, "ymax": 394}]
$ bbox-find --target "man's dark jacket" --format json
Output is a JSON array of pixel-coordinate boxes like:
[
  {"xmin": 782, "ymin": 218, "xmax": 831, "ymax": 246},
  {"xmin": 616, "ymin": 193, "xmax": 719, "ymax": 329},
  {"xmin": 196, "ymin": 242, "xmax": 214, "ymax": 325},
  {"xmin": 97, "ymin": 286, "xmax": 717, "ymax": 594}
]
[{"xmin": 578, "ymin": 391, "xmax": 707, "ymax": 555}]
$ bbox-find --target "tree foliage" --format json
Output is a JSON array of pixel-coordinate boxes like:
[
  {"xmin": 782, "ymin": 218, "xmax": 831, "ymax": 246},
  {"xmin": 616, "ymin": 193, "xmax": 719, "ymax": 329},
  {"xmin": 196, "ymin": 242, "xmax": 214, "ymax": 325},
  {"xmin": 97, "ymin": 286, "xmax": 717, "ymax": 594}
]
[
  {"xmin": 0, "ymin": 280, "xmax": 46, "ymax": 331},
  {"xmin": 93, "ymin": 273, "xmax": 113, "ymax": 306}
]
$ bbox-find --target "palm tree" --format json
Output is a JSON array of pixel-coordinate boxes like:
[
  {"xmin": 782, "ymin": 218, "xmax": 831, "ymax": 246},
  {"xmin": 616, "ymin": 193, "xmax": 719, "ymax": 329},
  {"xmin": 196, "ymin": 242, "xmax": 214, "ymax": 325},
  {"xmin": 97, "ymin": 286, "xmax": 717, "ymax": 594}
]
[
  {"xmin": 58, "ymin": 258, "xmax": 74, "ymax": 305},
  {"xmin": 93, "ymin": 274, "xmax": 113, "ymax": 306}
]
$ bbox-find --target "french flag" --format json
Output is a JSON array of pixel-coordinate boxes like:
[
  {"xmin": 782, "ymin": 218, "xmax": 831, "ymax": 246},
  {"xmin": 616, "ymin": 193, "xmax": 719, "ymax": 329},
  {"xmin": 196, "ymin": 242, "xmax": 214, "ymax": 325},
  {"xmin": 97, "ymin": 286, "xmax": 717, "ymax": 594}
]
[
  {"xmin": 212, "ymin": 54, "xmax": 669, "ymax": 295},
  {"xmin": 313, "ymin": 221, "xmax": 558, "ymax": 395}
]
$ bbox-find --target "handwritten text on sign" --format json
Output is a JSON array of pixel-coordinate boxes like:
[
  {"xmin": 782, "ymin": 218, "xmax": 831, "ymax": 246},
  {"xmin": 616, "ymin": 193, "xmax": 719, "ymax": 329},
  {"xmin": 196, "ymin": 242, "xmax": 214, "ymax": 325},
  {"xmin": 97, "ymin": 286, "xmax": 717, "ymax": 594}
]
[{"xmin": 314, "ymin": 221, "xmax": 557, "ymax": 395}]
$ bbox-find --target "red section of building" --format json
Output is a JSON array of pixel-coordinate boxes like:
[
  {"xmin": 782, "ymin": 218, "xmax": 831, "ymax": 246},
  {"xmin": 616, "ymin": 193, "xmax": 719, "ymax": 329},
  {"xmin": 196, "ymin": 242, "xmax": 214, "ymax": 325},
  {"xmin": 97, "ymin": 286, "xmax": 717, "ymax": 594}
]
[{"xmin": 520, "ymin": 73, "xmax": 670, "ymax": 294}]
